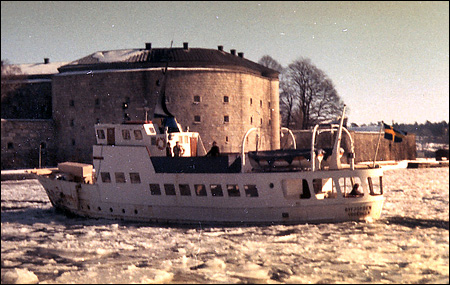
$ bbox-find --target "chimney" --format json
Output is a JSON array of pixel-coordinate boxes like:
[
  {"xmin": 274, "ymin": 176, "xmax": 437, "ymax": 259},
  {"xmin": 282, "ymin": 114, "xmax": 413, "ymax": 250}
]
[
  {"xmin": 218, "ymin": 45, "xmax": 223, "ymax": 51},
  {"xmin": 44, "ymin": 58, "xmax": 49, "ymax": 64},
  {"xmin": 230, "ymin": 49, "xmax": 236, "ymax": 56},
  {"xmin": 183, "ymin": 42, "xmax": 189, "ymax": 49},
  {"xmin": 145, "ymin": 43, "xmax": 152, "ymax": 50},
  {"xmin": 238, "ymin": 52, "xmax": 244, "ymax": 58}
]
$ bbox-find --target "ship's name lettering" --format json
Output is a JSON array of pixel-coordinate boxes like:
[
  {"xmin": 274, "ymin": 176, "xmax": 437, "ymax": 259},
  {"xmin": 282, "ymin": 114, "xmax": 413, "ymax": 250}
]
[{"xmin": 345, "ymin": 205, "xmax": 372, "ymax": 217}]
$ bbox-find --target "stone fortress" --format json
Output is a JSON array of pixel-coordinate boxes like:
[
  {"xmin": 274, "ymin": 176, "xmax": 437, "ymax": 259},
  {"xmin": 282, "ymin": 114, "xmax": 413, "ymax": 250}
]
[
  {"xmin": 2, "ymin": 43, "xmax": 281, "ymax": 168},
  {"xmin": 1, "ymin": 42, "xmax": 416, "ymax": 170}
]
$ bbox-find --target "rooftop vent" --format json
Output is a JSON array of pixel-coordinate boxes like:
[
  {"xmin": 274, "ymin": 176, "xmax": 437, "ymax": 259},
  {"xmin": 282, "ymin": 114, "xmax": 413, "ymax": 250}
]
[
  {"xmin": 218, "ymin": 45, "xmax": 224, "ymax": 51},
  {"xmin": 238, "ymin": 52, "xmax": 244, "ymax": 58},
  {"xmin": 183, "ymin": 42, "xmax": 189, "ymax": 49},
  {"xmin": 44, "ymin": 58, "xmax": 49, "ymax": 64},
  {"xmin": 230, "ymin": 49, "xmax": 236, "ymax": 56},
  {"xmin": 145, "ymin": 43, "xmax": 152, "ymax": 50}
]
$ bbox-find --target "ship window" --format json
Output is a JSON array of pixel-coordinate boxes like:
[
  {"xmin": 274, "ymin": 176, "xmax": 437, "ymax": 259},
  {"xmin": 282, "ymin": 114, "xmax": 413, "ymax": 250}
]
[
  {"xmin": 100, "ymin": 172, "xmax": 111, "ymax": 183},
  {"xmin": 179, "ymin": 184, "xmax": 191, "ymax": 196},
  {"xmin": 130, "ymin": 173, "xmax": 141, "ymax": 184},
  {"xmin": 368, "ymin": 176, "xmax": 383, "ymax": 196},
  {"xmin": 115, "ymin": 172, "xmax": 126, "ymax": 183},
  {"xmin": 339, "ymin": 177, "xmax": 363, "ymax": 197},
  {"xmin": 224, "ymin": 96, "xmax": 229, "ymax": 103},
  {"xmin": 134, "ymin": 130, "xmax": 143, "ymax": 140},
  {"xmin": 150, "ymin": 184, "xmax": 161, "ymax": 195},
  {"xmin": 97, "ymin": 129, "xmax": 106, "ymax": 139},
  {"xmin": 194, "ymin": 184, "xmax": 207, "ymax": 196},
  {"xmin": 122, "ymin": 130, "xmax": 131, "ymax": 140},
  {"xmin": 210, "ymin": 184, "xmax": 223, "ymax": 197},
  {"xmin": 244, "ymin": 185, "xmax": 259, "ymax": 197},
  {"xmin": 313, "ymin": 178, "xmax": 336, "ymax": 199},
  {"xmin": 227, "ymin": 184, "xmax": 240, "ymax": 197},
  {"xmin": 301, "ymin": 180, "xmax": 311, "ymax": 199},
  {"xmin": 164, "ymin": 184, "xmax": 176, "ymax": 195}
]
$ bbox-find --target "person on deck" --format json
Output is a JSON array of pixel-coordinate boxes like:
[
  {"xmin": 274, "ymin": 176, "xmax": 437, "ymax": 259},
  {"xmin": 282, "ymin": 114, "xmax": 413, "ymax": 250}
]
[
  {"xmin": 166, "ymin": 142, "xmax": 172, "ymax": 157},
  {"xmin": 173, "ymin": 141, "xmax": 184, "ymax": 157},
  {"xmin": 206, "ymin": 141, "xmax": 220, "ymax": 157}
]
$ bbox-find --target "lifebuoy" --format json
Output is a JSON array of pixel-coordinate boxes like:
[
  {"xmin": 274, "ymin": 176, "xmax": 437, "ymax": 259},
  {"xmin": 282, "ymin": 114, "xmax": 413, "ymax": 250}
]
[{"xmin": 156, "ymin": 137, "xmax": 166, "ymax": 150}]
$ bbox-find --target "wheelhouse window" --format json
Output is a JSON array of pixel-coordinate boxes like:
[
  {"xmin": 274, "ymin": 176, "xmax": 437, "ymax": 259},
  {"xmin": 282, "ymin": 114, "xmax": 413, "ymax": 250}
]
[
  {"xmin": 368, "ymin": 176, "xmax": 383, "ymax": 196},
  {"xmin": 150, "ymin": 184, "xmax": 162, "ymax": 195},
  {"xmin": 115, "ymin": 172, "xmax": 126, "ymax": 183},
  {"xmin": 130, "ymin": 173, "xmax": 141, "ymax": 184},
  {"xmin": 122, "ymin": 130, "xmax": 131, "ymax": 140},
  {"xmin": 97, "ymin": 129, "xmax": 106, "ymax": 140},
  {"xmin": 339, "ymin": 177, "xmax": 363, "ymax": 197},
  {"xmin": 134, "ymin": 130, "xmax": 143, "ymax": 140},
  {"xmin": 227, "ymin": 184, "xmax": 240, "ymax": 197},
  {"xmin": 100, "ymin": 172, "xmax": 111, "ymax": 183}
]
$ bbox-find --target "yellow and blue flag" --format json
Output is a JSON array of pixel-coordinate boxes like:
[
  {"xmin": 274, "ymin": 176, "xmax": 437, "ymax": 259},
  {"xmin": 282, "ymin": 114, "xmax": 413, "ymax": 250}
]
[{"xmin": 383, "ymin": 123, "xmax": 407, "ymax": 143}]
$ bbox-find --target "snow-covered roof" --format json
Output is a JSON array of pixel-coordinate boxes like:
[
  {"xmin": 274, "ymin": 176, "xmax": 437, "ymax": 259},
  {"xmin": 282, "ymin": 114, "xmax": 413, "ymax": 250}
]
[{"xmin": 8, "ymin": 61, "xmax": 70, "ymax": 75}]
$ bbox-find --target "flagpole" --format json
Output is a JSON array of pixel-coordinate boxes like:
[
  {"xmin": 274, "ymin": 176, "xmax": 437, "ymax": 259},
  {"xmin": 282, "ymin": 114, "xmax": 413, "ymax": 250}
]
[{"xmin": 373, "ymin": 121, "xmax": 384, "ymax": 167}]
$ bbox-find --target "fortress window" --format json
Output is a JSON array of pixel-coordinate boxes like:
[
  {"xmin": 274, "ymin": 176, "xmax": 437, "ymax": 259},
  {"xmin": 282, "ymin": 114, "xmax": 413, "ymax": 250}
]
[
  {"xmin": 193, "ymin": 95, "xmax": 201, "ymax": 103},
  {"xmin": 250, "ymin": 117, "xmax": 253, "ymax": 124},
  {"xmin": 69, "ymin": 100, "xmax": 74, "ymax": 107},
  {"xmin": 7, "ymin": 142, "xmax": 14, "ymax": 150},
  {"xmin": 95, "ymin": 98, "xmax": 100, "ymax": 106},
  {"xmin": 224, "ymin": 115, "xmax": 229, "ymax": 123},
  {"xmin": 194, "ymin": 115, "xmax": 201, "ymax": 123},
  {"xmin": 71, "ymin": 139, "xmax": 76, "ymax": 146},
  {"xmin": 260, "ymin": 118, "xmax": 263, "ymax": 125},
  {"xmin": 250, "ymin": 98, "xmax": 253, "ymax": 105},
  {"xmin": 70, "ymin": 119, "xmax": 74, "ymax": 127},
  {"xmin": 223, "ymin": 96, "xmax": 229, "ymax": 103},
  {"xmin": 260, "ymin": 100, "xmax": 263, "ymax": 107}
]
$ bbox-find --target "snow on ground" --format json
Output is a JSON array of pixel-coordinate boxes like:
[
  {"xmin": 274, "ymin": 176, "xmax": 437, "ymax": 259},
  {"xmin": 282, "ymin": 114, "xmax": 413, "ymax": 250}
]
[{"xmin": 1, "ymin": 167, "xmax": 448, "ymax": 284}]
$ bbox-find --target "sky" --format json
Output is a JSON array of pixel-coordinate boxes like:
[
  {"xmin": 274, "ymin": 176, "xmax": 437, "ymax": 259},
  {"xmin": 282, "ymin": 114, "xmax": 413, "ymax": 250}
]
[{"xmin": 1, "ymin": 1, "xmax": 449, "ymax": 125}]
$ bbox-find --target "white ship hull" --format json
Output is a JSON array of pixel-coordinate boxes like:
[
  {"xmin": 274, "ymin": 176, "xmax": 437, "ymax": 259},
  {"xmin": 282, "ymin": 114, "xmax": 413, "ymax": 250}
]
[{"xmin": 37, "ymin": 167, "xmax": 385, "ymax": 225}]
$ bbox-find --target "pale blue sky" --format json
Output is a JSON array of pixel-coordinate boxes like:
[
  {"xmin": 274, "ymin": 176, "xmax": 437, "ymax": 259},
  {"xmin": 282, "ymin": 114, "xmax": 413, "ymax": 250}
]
[{"xmin": 1, "ymin": 1, "xmax": 448, "ymax": 125}]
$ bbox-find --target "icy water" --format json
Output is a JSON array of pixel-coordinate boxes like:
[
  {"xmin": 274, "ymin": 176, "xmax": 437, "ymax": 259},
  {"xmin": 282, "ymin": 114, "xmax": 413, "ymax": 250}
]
[{"xmin": 1, "ymin": 168, "xmax": 449, "ymax": 284}]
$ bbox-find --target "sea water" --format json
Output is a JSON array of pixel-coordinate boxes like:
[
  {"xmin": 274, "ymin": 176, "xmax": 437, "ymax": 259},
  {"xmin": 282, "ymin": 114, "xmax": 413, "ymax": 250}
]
[{"xmin": 1, "ymin": 167, "xmax": 448, "ymax": 284}]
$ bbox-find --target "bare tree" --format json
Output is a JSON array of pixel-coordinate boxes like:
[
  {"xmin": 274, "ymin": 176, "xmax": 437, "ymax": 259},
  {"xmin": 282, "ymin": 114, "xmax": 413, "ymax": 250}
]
[
  {"xmin": 1, "ymin": 60, "xmax": 22, "ymax": 101},
  {"xmin": 258, "ymin": 55, "xmax": 283, "ymax": 73},
  {"xmin": 281, "ymin": 57, "xmax": 344, "ymax": 129}
]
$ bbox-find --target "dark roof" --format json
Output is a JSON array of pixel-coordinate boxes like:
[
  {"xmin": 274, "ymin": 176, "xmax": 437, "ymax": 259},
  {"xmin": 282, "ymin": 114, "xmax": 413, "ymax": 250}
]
[{"xmin": 58, "ymin": 47, "xmax": 279, "ymax": 79}]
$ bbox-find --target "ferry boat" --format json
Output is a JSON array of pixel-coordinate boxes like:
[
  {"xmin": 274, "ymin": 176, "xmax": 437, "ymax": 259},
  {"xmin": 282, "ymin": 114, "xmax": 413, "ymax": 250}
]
[{"xmin": 31, "ymin": 104, "xmax": 385, "ymax": 225}]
